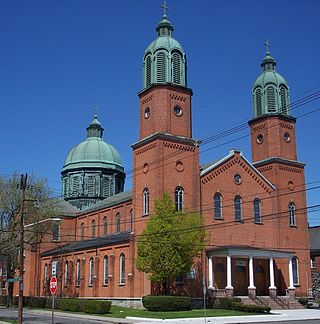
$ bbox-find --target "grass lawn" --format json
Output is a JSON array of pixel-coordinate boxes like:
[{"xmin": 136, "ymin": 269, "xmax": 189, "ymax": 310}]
[
  {"xmin": 0, "ymin": 318, "xmax": 17, "ymax": 324},
  {"xmin": 101, "ymin": 305, "xmax": 259, "ymax": 319}
]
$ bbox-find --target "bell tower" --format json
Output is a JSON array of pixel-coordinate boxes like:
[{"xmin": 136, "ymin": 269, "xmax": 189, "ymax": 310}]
[
  {"xmin": 249, "ymin": 43, "xmax": 297, "ymax": 164},
  {"xmin": 132, "ymin": 7, "xmax": 200, "ymax": 237}
]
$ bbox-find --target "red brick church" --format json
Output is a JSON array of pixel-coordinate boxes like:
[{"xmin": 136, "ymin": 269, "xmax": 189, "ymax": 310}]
[{"xmin": 19, "ymin": 7, "xmax": 310, "ymax": 305}]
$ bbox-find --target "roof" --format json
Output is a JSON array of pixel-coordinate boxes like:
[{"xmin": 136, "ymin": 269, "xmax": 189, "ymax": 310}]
[
  {"xmin": 41, "ymin": 231, "xmax": 131, "ymax": 257},
  {"xmin": 55, "ymin": 199, "xmax": 79, "ymax": 217},
  {"xmin": 309, "ymin": 226, "xmax": 320, "ymax": 252},
  {"xmin": 200, "ymin": 160, "xmax": 218, "ymax": 171},
  {"xmin": 80, "ymin": 190, "xmax": 132, "ymax": 214}
]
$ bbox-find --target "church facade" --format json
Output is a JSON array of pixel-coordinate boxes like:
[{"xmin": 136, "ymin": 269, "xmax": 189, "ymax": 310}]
[{"xmin": 20, "ymin": 9, "xmax": 310, "ymax": 303}]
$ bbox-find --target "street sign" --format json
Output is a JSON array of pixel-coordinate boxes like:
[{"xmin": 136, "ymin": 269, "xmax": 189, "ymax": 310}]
[
  {"xmin": 50, "ymin": 276, "xmax": 57, "ymax": 295},
  {"xmin": 52, "ymin": 261, "xmax": 57, "ymax": 276}
]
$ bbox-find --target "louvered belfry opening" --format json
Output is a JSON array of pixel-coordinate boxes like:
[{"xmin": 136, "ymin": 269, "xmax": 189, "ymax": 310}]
[
  {"xmin": 267, "ymin": 86, "xmax": 276, "ymax": 112},
  {"xmin": 156, "ymin": 52, "xmax": 166, "ymax": 83},
  {"xmin": 280, "ymin": 85, "xmax": 289, "ymax": 114},
  {"xmin": 255, "ymin": 88, "xmax": 262, "ymax": 116},
  {"xmin": 146, "ymin": 55, "xmax": 152, "ymax": 87},
  {"xmin": 172, "ymin": 52, "xmax": 181, "ymax": 85}
]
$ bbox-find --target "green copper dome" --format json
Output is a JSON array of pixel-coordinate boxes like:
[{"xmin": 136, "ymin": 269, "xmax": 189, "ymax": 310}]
[
  {"xmin": 252, "ymin": 44, "xmax": 290, "ymax": 118},
  {"xmin": 63, "ymin": 116, "xmax": 123, "ymax": 172},
  {"xmin": 142, "ymin": 13, "xmax": 187, "ymax": 89},
  {"xmin": 61, "ymin": 115, "xmax": 125, "ymax": 211}
]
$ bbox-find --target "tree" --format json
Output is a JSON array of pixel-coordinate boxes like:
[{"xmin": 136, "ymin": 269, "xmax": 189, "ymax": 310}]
[
  {"xmin": 0, "ymin": 173, "xmax": 59, "ymax": 306},
  {"xmin": 136, "ymin": 192, "xmax": 205, "ymax": 295}
]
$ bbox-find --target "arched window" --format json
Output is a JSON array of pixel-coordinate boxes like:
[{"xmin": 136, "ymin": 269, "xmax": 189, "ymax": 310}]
[
  {"xmin": 255, "ymin": 88, "xmax": 262, "ymax": 116},
  {"xmin": 280, "ymin": 85, "xmax": 289, "ymax": 114},
  {"xmin": 175, "ymin": 187, "xmax": 184, "ymax": 211},
  {"xmin": 172, "ymin": 52, "xmax": 181, "ymax": 84},
  {"xmin": 80, "ymin": 223, "xmax": 84, "ymax": 241},
  {"xmin": 64, "ymin": 261, "xmax": 69, "ymax": 287},
  {"xmin": 143, "ymin": 188, "xmax": 149, "ymax": 216},
  {"xmin": 156, "ymin": 52, "xmax": 166, "ymax": 83},
  {"xmin": 103, "ymin": 217, "xmax": 108, "ymax": 236},
  {"xmin": 91, "ymin": 220, "xmax": 96, "ymax": 238},
  {"xmin": 145, "ymin": 55, "xmax": 152, "ymax": 87},
  {"xmin": 129, "ymin": 209, "xmax": 133, "ymax": 232},
  {"xmin": 254, "ymin": 198, "xmax": 261, "ymax": 223},
  {"xmin": 267, "ymin": 86, "xmax": 276, "ymax": 112},
  {"xmin": 292, "ymin": 257, "xmax": 299, "ymax": 285},
  {"xmin": 44, "ymin": 264, "xmax": 48, "ymax": 287},
  {"xmin": 289, "ymin": 203, "xmax": 296, "ymax": 226},
  {"xmin": 234, "ymin": 196, "xmax": 242, "ymax": 221},
  {"xmin": 116, "ymin": 213, "xmax": 121, "ymax": 233},
  {"xmin": 104, "ymin": 256, "xmax": 109, "ymax": 286},
  {"xmin": 119, "ymin": 253, "xmax": 125, "ymax": 284},
  {"xmin": 89, "ymin": 258, "xmax": 94, "ymax": 286},
  {"xmin": 214, "ymin": 193, "xmax": 222, "ymax": 219},
  {"xmin": 76, "ymin": 260, "xmax": 80, "ymax": 287}
]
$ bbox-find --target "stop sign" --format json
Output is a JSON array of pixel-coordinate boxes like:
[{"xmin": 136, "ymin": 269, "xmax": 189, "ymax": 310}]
[{"xmin": 50, "ymin": 276, "xmax": 57, "ymax": 295}]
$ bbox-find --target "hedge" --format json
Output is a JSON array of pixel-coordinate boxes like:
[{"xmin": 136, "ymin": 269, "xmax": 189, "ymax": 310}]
[
  {"xmin": 142, "ymin": 295, "xmax": 191, "ymax": 311},
  {"xmin": 0, "ymin": 296, "xmax": 111, "ymax": 314}
]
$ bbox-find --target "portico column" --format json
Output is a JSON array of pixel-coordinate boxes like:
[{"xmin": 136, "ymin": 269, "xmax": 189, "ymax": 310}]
[
  {"xmin": 268, "ymin": 256, "xmax": 277, "ymax": 297},
  {"xmin": 248, "ymin": 256, "xmax": 255, "ymax": 288},
  {"xmin": 248, "ymin": 255, "xmax": 256, "ymax": 298},
  {"xmin": 287, "ymin": 257, "xmax": 296, "ymax": 298},
  {"xmin": 208, "ymin": 257, "xmax": 213, "ymax": 288},
  {"xmin": 288, "ymin": 257, "xmax": 295, "ymax": 289},
  {"xmin": 225, "ymin": 255, "xmax": 233, "ymax": 297}
]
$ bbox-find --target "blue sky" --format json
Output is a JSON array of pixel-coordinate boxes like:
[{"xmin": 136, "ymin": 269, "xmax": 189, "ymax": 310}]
[{"xmin": 0, "ymin": 0, "xmax": 319, "ymax": 224}]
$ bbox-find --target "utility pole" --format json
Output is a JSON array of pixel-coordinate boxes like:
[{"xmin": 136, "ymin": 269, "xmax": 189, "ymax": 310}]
[{"xmin": 18, "ymin": 173, "xmax": 27, "ymax": 324}]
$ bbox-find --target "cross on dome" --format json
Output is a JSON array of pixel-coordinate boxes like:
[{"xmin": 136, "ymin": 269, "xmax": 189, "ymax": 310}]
[
  {"xmin": 160, "ymin": 0, "xmax": 169, "ymax": 17},
  {"xmin": 264, "ymin": 39, "xmax": 271, "ymax": 55}
]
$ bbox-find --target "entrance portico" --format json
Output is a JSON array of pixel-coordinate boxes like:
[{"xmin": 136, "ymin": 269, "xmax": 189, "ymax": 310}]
[{"xmin": 207, "ymin": 247, "xmax": 296, "ymax": 298}]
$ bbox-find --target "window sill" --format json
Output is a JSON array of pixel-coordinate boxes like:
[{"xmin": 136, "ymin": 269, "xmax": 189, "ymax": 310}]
[
  {"xmin": 142, "ymin": 213, "xmax": 149, "ymax": 217},
  {"xmin": 103, "ymin": 284, "xmax": 109, "ymax": 287},
  {"xmin": 88, "ymin": 285, "xmax": 93, "ymax": 288},
  {"xmin": 214, "ymin": 217, "xmax": 224, "ymax": 221},
  {"xmin": 118, "ymin": 283, "xmax": 125, "ymax": 286},
  {"xmin": 235, "ymin": 220, "xmax": 243, "ymax": 223},
  {"xmin": 294, "ymin": 284, "xmax": 300, "ymax": 287},
  {"xmin": 290, "ymin": 225, "xmax": 297, "ymax": 228},
  {"xmin": 254, "ymin": 222, "xmax": 263, "ymax": 225}
]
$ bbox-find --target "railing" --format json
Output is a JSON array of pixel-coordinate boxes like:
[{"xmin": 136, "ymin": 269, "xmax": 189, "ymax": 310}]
[
  {"xmin": 248, "ymin": 293, "xmax": 269, "ymax": 307},
  {"xmin": 270, "ymin": 295, "xmax": 290, "ymax": 309}
]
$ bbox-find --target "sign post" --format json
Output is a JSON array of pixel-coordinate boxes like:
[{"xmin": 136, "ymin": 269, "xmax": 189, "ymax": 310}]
[{"xmin": 50, "ymin": 276, "xmax": 57, "ymax": 324}]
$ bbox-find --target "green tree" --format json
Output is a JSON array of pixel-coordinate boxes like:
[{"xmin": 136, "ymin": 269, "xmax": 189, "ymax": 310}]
[
  {"xmin": 0, "ymin": 174, "xmax": 59, "ymax": 306},
  {"xmin": 136, "ymin": 192, "xmax": 205, "ymax": 295}
]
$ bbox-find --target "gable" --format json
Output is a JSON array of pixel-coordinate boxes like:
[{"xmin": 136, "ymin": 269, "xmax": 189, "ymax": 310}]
[{"xmin": 201, "ymin": 149, "xmax": 275, "ymax": 194}]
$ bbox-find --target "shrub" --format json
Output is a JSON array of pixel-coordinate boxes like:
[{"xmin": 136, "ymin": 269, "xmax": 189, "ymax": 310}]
[
  {"xmin": 212, "ymin": 298, "xmax": 270, "ymax": 314},
  {"xmin": 59, "ymin": 299, "xmax": 84, "ymax": 312},
  {"xmin": 213, "ymin": 297, "xmax": 242, "ymax": 309},
  {"xmin": 298, "ymin": 297, "xmax": 308, "ymax": 307},
  {"xmin": 83, "ymin": 300, "xmax": 111, "ymax": 314},
  {"xmin": 24, "ymin": 297, "xmax": 47, "ymax": 308},
  {"xmin": 142, "ymin": 295, "xmax": 191, "ymax": 311}
]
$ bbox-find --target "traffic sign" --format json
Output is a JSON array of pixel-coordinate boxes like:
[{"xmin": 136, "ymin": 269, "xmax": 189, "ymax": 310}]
[
  {"xmin": 50, "ymin": 276, "xmax": 57, "ymax": 295},
  {"xmin": 52, "ymin": 261, "xmax": 57, "ymax": 276}
]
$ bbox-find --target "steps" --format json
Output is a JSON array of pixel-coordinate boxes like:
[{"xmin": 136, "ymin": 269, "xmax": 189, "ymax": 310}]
[{"xmin": 239, "ymin": 295, "xmax": 304, "ymax": 309}]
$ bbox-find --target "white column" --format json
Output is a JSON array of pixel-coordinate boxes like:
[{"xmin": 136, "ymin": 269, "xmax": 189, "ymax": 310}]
[
  {"xmin": 288, "ymin": 257, "xmax": 295, "ymax": 289},
  {"xmin": 269, "ymin": 256, "xmax": 276, "ymax": 289},
  {"xmin": 226, "ymin": 255, "xmax": 233, "ymax": 289},
  {"xmin": 208, "ymin": 257, "xmax": 213, "ymax": 288},
  {"xmin": 248, "ymin": 256, "xmax": 255, "ymax": 289}
]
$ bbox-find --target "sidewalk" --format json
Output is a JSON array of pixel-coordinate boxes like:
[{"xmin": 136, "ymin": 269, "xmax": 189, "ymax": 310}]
[{"xmin": 129, "ymin": 309, "xmax": 320, "ymax": 323}]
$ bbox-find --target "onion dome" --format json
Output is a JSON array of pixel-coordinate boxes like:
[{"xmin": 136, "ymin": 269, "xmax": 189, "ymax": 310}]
[
  {"xmin": 61, "ymin": 115, "xmax": 125, "ymax": 211},
  {"xmin": 142, "ymin": 11, "xmax": 187, "ymax": 89},
  {"xmin": 252, "ymin": 42, "xmax": 290, "ymax": 118}
]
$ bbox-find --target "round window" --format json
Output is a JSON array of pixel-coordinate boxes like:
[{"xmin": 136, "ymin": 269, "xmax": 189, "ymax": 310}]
[
  {"xmin": 284, "ymin": 132, "xmax": 291, "ymax": 143},
  {"xmin": 173, "ymin": 105, "xmax": 183, "ymax": 116},
  {"xmin": 144, "ymin": 107, "xmax": 150, "ymax": 119},
  {"xmin": 256, "ymin": 134, "xmax": 264, "ymax": 144},
  {"xmin": 234, "ymin": 174, "xmax": 242, "ymax": 185}
]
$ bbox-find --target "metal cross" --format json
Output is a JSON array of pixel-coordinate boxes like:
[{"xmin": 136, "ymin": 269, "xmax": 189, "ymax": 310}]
[
  {"xmin": 92, "ymin": 105, "xmax": 99, "ymax": 116},
  {"xmin": 264, "ymin": 39, "xmax": 271, "ymax": 54},
  {"xmin": 161, "ymin": 0, "xmax": 169, "ymax": 16}
]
